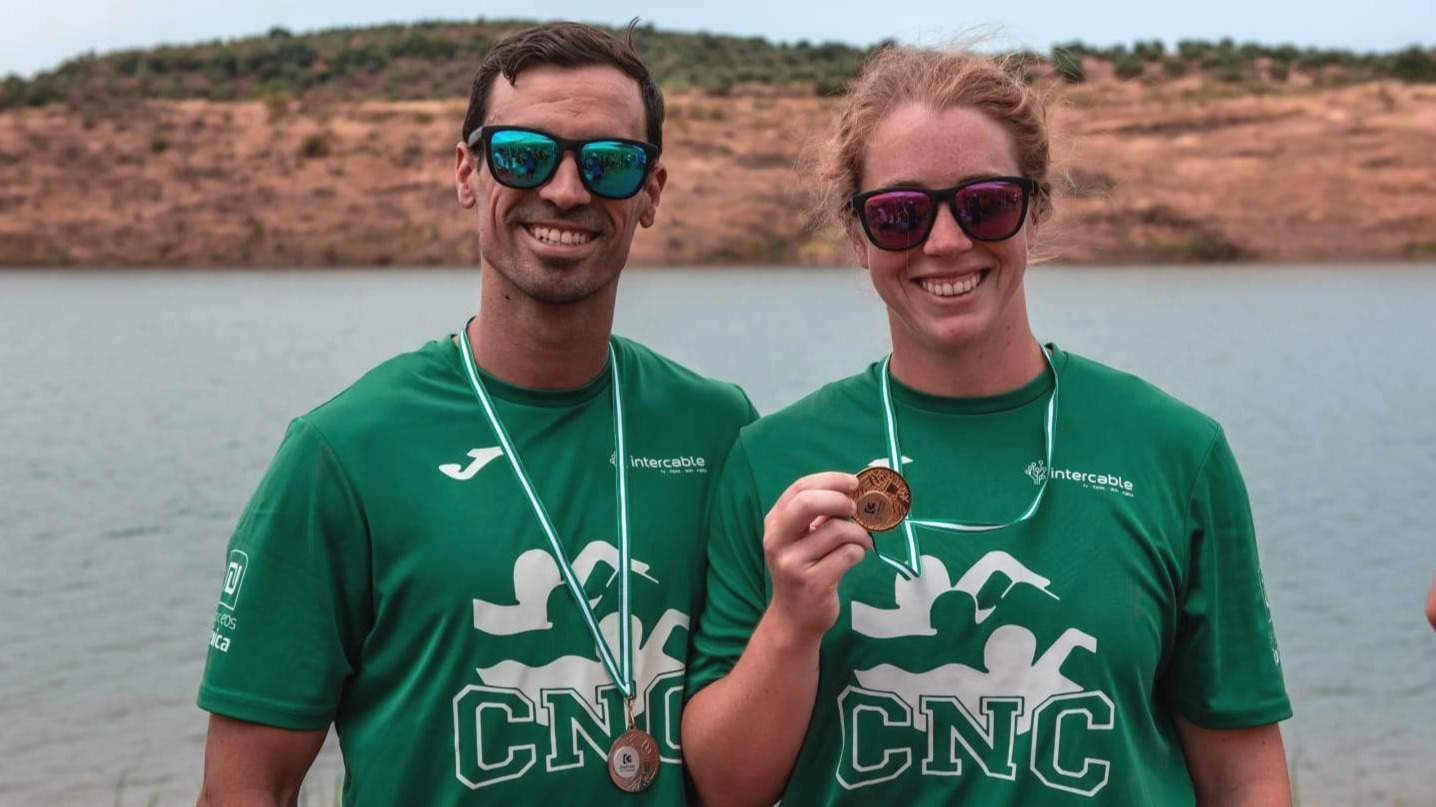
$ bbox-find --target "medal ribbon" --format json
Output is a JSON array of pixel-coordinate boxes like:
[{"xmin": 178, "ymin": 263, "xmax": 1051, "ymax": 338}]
[
  {"xmin": 876, "ymin": 344, "xmax": 1059, "ymax": 579},
  {"xmin": 457, "ymin": 325, "xmax": 635, "ymax": 699}
]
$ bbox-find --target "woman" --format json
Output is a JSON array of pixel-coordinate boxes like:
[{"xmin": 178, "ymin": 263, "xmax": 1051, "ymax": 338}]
[{"xmin": 682, "ymin": 47, "xmax": 1292, "ymax": 805}]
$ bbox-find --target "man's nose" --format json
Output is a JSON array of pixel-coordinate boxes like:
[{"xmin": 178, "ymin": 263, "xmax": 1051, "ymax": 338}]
[{"xmin": 539, "ymin": 152, "xmax": 592, "ymax": 210}]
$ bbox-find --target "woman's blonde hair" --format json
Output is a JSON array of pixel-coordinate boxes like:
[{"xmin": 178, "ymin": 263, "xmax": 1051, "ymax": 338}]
[{"xmin": 813, "ymin": 47, "xmax": 1054, "ymax": 237}]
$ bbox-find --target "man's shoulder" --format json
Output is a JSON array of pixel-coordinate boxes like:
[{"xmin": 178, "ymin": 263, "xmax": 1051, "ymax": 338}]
[
  {"xmin": 613, "ymin": 335, "xmax": 754, "ymax": 418},
  {"xmin": 299, "ymin": 337, "xmax": 458, "ymax": 441},
  {"xmin": 742, "ymin": 366, "xmax": 875, "ymax": 444}
]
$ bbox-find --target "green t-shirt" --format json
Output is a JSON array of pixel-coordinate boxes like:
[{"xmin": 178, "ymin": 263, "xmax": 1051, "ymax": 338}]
[
  {"xmin": 198, "ymin": 335, "xmax": 756, "ymax": 805},
  {"xmin": 688, "ymin": 346, "xmax": 1291, "ymax": 805}
]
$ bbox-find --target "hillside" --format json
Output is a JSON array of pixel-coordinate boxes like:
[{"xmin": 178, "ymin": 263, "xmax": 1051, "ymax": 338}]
[{"xmin": 1, "ymin": 22, "xmax": 1433, "ymax": 266}]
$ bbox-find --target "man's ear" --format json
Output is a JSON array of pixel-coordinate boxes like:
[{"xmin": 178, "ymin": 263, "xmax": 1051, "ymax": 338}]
[
  {"xmin": 456, "ymin": 143, "xmax": 478, "ymax": 209},
  {"xmin": 638, "ymin": 162, "xmax": 667, "ymax": 228}
]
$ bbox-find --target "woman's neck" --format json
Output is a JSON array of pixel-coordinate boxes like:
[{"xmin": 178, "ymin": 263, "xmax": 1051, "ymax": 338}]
[{"xmin": 887, "ymin": 323, "xmax": 1046, "ymax": 398}]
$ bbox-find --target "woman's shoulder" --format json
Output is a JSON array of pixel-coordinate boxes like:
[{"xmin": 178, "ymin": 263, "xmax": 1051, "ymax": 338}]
[
  {"xmin": 742, "ymin": 364, "xmax": 881, "ymax": 441},
  {"xmin": 1056, "ymin": 346, "xmax": 1222, "ymax": 445}
]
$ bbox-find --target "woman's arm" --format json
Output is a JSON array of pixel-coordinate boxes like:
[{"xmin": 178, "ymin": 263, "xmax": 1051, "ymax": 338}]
[
  {"xmin": 1175, "ymin": 715, "xmax": 1291, "ymax": 807},
  {"xmin": 683, "ymin": 472, "xmax": 871, "ymax": 807}
]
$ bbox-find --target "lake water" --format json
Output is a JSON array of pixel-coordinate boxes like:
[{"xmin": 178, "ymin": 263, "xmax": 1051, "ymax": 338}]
[{"xmin": 1, "ymin": 265, "xmax": 1433, "ymax": 805}]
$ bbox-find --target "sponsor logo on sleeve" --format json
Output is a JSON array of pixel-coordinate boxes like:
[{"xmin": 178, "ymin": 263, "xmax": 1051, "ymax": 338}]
[
  {"xmin": 218, "ymin": 549, "xmax": 248, "ymax": 611},
  {"xmin": 209, "ymin": 549, "xmax": 249, "ymax": 653}
]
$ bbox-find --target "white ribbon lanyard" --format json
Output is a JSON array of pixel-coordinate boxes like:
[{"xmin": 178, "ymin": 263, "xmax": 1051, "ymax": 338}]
[
  {"xmin": 876, "ymin": 344, "xmax": 1059, "ymax": 580},
  {"xmin": 457, "ymin": 325, "xmax": 636, "ymax": 699}
]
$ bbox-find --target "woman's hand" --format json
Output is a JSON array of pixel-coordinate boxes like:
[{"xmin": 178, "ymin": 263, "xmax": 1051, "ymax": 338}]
[{"xmin": 762, "ymin": 472, "xmax": 874, "ymax": 644}]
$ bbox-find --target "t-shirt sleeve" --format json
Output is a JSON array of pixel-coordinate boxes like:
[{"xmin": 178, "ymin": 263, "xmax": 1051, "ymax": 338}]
[
  {"xmin": 738, "ymin": 387, "xmax": 760, "ymax": 424},
  {"xmin": 197, "ymin": 417, "xmax": 373, "ymax": 730},
  {"xmin": 686, "ymin": 436, "xmax": 769, "ymax": 700},
  {"xmin": 1163, "ymin": 427, "xmax": 1292, "ymax": 728}
]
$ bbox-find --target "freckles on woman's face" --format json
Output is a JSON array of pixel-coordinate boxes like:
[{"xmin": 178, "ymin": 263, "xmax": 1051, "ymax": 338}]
[{"xmin": 853, "ymin": 102, "xmax": 1037, "ymax": 355}]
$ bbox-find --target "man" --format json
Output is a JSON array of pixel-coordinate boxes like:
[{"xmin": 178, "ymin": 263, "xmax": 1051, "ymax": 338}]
[{"xmin": 196, "ymin": 22, "xmax": 755, "ymax": 805}]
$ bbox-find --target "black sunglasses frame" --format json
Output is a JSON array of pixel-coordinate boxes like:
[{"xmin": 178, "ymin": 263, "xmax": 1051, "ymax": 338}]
[
  {"xmin": 468, "ymin": 125, "xmax": 661, "ymax": 200},
  {"xmin": 850, "ymin": 176, "xmax": 1037, "ymax": 251}
]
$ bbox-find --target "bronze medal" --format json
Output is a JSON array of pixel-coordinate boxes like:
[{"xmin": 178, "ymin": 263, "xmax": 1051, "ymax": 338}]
[
  {"xmin": 608, "ymin": 728, "xmax": 660, "ymax": 793},
  {"xmin": 853, "ymin": 467, "xmax": 912, "ymax": 532}
]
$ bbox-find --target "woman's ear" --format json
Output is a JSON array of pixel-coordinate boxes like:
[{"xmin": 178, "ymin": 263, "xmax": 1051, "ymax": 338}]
[{"xmin": 846, "ymin": 219, "xmax": 870, "ymax": 270}]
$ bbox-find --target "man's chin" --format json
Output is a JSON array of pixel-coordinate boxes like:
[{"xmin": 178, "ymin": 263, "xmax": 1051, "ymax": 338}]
[
  {"xmin": 481, "ymin": 243, "xmax": 625, "ymax": 305},
  {"xmin": 523, "ymin": 284, "xmax": 603, "ymax": 305},
  {"xmin": 511, "ymin": 262, "xmax": 618, "ymax": 305}
]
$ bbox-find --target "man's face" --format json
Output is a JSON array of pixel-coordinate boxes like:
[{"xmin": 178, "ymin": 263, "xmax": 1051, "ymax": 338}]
[{"xmin": 456, "ymin": 64, "xmax": 666, "ymax": 305}]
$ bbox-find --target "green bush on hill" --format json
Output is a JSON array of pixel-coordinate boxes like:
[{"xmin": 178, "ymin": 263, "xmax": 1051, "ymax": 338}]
[
  {"xmin": 1114, "ymin": 53, "xmax": 1145, "ymax": 80},
  {"xmin": 1389, "ymin": 46, "xmax": 1436, "ymax": 82},
  {"xmin": 3, "ymin": 23, "xmax": 1433, "ymax": 112}
]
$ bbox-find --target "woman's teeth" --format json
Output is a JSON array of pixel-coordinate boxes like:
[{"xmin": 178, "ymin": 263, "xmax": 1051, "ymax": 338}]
[
  {"xmin": 528, "ymin": 225, "xmax": 593, "ymax": 246},
  {"xmin": 919, "ymin": 272, "xmax": 984, "ymax": 298}
]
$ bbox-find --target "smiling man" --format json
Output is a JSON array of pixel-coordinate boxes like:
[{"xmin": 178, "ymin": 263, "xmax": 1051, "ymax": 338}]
[{"xmin": 195, "ymin": 22, "xmax": 756, "ymax": 805}]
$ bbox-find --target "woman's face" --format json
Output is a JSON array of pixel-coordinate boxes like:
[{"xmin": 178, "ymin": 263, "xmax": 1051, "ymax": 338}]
[{"xmin": 851, "ymin": 103, "xmax": 1038, "ymax": 360}]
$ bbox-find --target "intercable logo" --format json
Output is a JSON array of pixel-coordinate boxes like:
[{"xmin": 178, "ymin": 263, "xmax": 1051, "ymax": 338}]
[
  {"xmin": 1027, "ymin": 461, "xmax": 1135, "ymax": 496},
  {"xmin": 629, "ymin": 455, "xmax": 707, "ymax": 473}
]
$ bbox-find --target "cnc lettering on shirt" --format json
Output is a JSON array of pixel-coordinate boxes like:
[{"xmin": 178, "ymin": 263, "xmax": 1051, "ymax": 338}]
[
  {"xmin": 451, "ymin": 542, "xmax": 689, "ymax": 790},
  {"xmin": 840, "ymin": 551, "xmax": 1114, "ymax": 797}
]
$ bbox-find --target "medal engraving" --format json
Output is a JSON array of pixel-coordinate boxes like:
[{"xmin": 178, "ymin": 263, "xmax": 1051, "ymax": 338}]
[
  {"xmin": 608, "ymin": 729, "xmax": 660, "ymax": 792},
  {"xmin": 853, "ymin": 467, "xmax": 911, "ymax": 532}
]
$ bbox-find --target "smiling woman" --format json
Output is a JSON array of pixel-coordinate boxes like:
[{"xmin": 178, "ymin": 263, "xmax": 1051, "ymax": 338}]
[{"xmin": 681, "ymin": 45, "xmax": 1295, "ymax": 807}]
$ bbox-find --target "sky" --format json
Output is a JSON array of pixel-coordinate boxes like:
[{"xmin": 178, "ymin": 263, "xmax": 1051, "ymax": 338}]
[{"xmin": 2, "ymin": 0, "xmax": 1432, "ymax": 78}]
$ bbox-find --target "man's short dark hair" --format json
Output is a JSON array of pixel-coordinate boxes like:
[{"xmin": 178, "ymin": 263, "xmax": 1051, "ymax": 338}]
[{"xmin": 461, "ymin": 21, "xmax": 665, "ymax": 150}]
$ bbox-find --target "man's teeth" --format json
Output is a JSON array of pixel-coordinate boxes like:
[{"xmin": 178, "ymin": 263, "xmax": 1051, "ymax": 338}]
[
  {"xmin": 528, "ymin": 225, "xmax": 593, "ymax": 246},
  {"xmin": 920, "ymin": 273, "xmax": 983, "ymax": 297}
]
